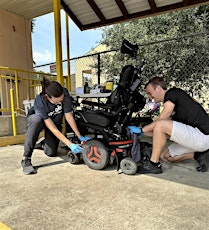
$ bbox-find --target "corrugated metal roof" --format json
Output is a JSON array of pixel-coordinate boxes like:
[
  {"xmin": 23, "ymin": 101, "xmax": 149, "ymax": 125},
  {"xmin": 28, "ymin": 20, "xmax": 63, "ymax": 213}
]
[{"xmin": 0, "ymin": 0, "xmax": 208, "ymax": 30}]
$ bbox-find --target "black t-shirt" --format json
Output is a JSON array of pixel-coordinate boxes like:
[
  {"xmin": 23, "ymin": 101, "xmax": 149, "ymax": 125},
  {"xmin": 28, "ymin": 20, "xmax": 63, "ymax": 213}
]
[
  {"xmin": 33, "ymin": 87, "xmax": 73, "ymax": 125},
  {"xmin": 164, "ymin": 88, "xmax": 209, "ymax": 134}
]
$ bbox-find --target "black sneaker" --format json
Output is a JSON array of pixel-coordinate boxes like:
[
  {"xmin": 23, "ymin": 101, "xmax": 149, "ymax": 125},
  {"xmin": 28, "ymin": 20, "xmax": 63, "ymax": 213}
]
[
  {"xmin": 34, "ymin": 137, "xmax": 45, "ymax": 150},
  {"xmin": 21, "ymin": 158, "xmax": 37, "ymax": 175},
  {"xmin": 138, "ymin": 160, "xmax": 162, "ymax": 174},
  {"xmin": 194, "ymin": 150, "xmax": 209, "ymax": 172}
]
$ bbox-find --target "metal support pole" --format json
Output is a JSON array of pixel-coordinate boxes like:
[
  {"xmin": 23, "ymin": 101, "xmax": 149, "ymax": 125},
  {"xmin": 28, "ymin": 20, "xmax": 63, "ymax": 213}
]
[
  {"xmin": 15, "ymin": 70, "xmax": 20, "ymax": 109},
  {"xmin": 53, "ymin": 0, "xmax": 64, "ymax": 85},
  {"xmin": 66, "ymin": 13, "xmax": 71, "ymax": 91},
  {"xmin": 10, "ymin": 88, "xmax": 17, "ymax": 136},
  {"xmin": 98, "ymin": 53, "xmax": 101, "ymax": 85}
]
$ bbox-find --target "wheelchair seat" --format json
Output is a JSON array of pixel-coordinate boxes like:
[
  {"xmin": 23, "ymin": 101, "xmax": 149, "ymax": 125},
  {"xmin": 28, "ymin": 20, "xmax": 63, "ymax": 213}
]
[{"xmin": 75, "ymin": 109, "xmax": 111, "ymax": 127}]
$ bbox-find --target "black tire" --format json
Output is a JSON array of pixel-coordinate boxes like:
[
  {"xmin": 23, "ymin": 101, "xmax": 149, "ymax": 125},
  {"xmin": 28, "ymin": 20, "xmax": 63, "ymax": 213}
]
[
  {"xmin": 82, "ymin": 140, "xmax": 109, "ymax": 170},
  {"xmin": 67, "ymin": 152, "xmax": 81, "ymax": 164},
  {"xmin": 120, "ymin": 157, "xmax": 137, "ymax": 175}
]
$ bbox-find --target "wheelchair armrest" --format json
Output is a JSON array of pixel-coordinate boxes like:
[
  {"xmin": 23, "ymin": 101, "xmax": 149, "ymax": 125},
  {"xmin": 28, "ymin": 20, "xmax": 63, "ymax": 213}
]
[
  {"xmin": 99, "ymin": 103, "xmax": 113, "ymax": 110},
  {"xmin": 81, "ymin": 100, "xmax": 114, "ymax": 111},
  {"xmin": 81, "ymin": 99, "xmax": 104, "ymax": 107}
]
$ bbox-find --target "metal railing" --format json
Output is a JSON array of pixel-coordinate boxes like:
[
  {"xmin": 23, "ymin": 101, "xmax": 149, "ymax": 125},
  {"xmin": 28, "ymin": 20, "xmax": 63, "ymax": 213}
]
[
  {"xmin": 0, "ymin": 66, "xmax": 56, "ymax": 139},
  {"xmin": 0, "ymin": 66, "xmax": 56, "ymax": 115}
]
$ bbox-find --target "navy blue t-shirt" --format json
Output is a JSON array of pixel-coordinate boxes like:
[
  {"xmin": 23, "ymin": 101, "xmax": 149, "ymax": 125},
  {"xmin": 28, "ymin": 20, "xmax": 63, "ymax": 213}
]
[
  {"xmin": 33, "ymin": 88, "xmax": 73, "ymax": 125},
  {"xmin": 164, "ymin": 88, "xmax": 209, "ymax": 134}
]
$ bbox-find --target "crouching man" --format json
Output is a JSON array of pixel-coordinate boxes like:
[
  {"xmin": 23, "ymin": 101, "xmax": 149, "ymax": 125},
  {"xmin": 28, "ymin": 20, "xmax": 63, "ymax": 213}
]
[{"xmin": 129, "ymin": 77, "xmax": 209, "ymax": 174}]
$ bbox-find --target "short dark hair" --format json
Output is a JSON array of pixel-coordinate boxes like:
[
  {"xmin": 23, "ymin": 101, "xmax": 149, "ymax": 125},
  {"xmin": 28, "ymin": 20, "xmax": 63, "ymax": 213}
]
[
  {"xmin": 41, "ymin": 77, "xmax": 63, "ymax": 98},
  {"xmin": 145, "ymin": 77, "xmax": 167, "ymax": 90}
]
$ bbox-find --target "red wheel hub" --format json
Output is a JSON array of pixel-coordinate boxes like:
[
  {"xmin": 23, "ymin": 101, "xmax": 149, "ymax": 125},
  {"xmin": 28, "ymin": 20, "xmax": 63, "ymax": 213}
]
[{"xmin": 87, "ymin": 146, "xmax": 102, "ymax": 163}]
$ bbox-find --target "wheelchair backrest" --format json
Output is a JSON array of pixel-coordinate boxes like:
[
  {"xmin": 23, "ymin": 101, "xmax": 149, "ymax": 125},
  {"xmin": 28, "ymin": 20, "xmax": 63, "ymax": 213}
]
[
  {"xmin": 119, "ymin": 65, "xmax": 135, "ymax": 88},
  {"xmin": 107, "ymin": 65, "xmax": 141, "ymax": 109}
]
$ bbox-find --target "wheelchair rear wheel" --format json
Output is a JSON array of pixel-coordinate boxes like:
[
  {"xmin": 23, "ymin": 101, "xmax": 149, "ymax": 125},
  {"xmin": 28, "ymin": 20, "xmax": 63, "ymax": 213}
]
[
  {"xmin": 82, "ymin": 140, "xmax": 109, "ymax": 170},
  {"xmin": 120, "ymin": 157, "xmax": 137, "ymax": 175}
]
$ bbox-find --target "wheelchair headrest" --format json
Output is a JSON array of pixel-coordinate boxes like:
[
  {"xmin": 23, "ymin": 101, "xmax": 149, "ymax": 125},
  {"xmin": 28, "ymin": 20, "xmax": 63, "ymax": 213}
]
[{"xmin": 120, "ymin": 39, "xmax": 138, "ymax": 58}]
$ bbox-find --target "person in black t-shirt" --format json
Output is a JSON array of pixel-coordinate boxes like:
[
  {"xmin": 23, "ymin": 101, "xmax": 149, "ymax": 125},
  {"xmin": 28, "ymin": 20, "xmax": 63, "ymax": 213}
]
[
  {"xmin": 21, "ymin": 78, "xmax": 90, "ymax": 175},
  {"xmin": 128, "ymin": 77, "xmax": 209, "ymax": 174}
]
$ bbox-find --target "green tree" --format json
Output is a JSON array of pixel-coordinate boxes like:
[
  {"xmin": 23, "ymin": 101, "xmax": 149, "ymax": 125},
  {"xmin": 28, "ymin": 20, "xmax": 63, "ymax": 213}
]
[{"xmin": 99, "ymin": 5, "xmax": 209, "ymax": 100}]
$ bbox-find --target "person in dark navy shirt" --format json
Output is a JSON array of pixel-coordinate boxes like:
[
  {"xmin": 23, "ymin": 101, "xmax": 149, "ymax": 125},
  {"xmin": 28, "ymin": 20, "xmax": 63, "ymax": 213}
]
[
  {"xmin": 21, "ymin": 78, "xmax": 89, "ymax": 175},
  {"xmin": 128, "ymin": 77, "xmax": 209, "ymax": 174}
]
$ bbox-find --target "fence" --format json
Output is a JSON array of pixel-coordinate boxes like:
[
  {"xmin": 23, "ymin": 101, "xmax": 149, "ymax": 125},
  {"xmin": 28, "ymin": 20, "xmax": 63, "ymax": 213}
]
[
  {"xmin": 34, "ymin": 32, "xmax": 209, "ymax": 110},
  {"xmin": 0, "ymin": 32, "xmax": 209, "ymax": 141}
]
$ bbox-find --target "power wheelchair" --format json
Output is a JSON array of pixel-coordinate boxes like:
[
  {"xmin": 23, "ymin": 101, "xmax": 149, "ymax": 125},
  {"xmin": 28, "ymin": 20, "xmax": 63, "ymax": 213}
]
[{"xmin": 68, "ymin": 39, "xmax": 152, "ymax": 175}]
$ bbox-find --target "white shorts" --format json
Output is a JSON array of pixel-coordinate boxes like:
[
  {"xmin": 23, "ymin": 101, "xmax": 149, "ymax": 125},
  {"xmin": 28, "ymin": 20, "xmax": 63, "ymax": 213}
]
[{"xmin": 168, "ymin": 121, "xmax": 209, "ymax": 157}]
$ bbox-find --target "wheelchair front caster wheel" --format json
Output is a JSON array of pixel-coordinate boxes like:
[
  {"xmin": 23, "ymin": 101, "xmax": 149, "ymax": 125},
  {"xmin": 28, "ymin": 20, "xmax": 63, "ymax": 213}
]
[
  {"xmin": 120, "ymin": 157, "xmax": 137, "ymax": 175},
  {"xmin": 67, "ymin": 152, "xmax": 81, "ymax": 164}
]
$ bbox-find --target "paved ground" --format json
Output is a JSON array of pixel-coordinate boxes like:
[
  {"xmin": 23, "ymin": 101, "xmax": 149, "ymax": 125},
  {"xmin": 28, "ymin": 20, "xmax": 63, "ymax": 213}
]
[{"xmin": 0, "ymin": 143, "xmax": 209, "ymax": 230}]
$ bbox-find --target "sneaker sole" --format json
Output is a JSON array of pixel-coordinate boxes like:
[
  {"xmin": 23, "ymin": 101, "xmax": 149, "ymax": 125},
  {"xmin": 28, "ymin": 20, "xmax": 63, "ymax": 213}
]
[
  {"xmin": 21, "ymin": 162, "xmax": 37, "ymax": 175},
  {"xmin": 137, "ymin": 166, "xmax": 163, "ymax": 174},
  {"xmin": 138, "ymin": 169, "xmax": 162, "ymax": 174}
]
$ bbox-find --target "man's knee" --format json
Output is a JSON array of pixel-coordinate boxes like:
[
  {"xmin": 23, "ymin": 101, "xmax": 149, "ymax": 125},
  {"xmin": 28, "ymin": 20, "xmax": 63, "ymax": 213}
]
[
  {"xmin": 153, "ymin": 119, "xmax": 173, "ymax": 135},
  {"xmin": 153, "ymin": 119, "xmax": 165, "ymax": 131}
]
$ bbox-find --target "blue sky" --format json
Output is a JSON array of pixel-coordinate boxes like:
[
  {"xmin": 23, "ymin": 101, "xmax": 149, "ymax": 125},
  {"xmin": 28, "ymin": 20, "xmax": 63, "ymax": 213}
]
[{"xmin": 32, "ymin": 11, "xmax": 103, "ymax": 66}]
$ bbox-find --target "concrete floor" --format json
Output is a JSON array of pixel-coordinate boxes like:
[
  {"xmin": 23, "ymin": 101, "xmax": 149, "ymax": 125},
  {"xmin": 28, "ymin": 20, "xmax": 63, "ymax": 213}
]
[{"xmin": 1, "ymin": 144, "xmax": 209, "ymax": 230}]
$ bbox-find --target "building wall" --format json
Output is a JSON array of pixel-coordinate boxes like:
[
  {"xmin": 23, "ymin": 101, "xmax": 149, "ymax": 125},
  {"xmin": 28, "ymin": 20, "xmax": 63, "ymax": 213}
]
[
  {"xmin": 0, "ymin": 9, "xmax": 33, "ymax": 70},
  {"xmin": 75, "ymin": 44, "xmax": 107, "ymax": 89},
  {"xmin": 0, "ymin": 9, "xmax": 34, "ymax": 113}
]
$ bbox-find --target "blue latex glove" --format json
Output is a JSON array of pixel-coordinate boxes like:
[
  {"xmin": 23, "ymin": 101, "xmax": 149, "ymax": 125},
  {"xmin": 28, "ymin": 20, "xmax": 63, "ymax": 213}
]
[
  {"xmin": 128, "ymin": 126, "xmax": 143, "ymax": 135},
  {"xmin": 69, "ymin": 143, "xmax": 83, "ymax": 154},
  {"xmin": 79, "ymin": 136, "xmax": 91, "ymax": 142}
]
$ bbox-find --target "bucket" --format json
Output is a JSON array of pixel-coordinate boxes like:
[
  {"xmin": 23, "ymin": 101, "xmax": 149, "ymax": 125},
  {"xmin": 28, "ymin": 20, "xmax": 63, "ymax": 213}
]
[
  {"xmin": 30, "ymin": 99, "xmax": 35, "ymax": 107},
  {"xmin": 105, "ymin": 81, "xmax": 113, "ymax": 91},
  {"xmin": 22, "ymin": 100, "xmax": 30, "ymax": 115}
]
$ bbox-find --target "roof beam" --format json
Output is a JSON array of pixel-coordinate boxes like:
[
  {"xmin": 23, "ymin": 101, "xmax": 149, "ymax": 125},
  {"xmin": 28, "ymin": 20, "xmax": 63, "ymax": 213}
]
[
  {"xmin": 86, "ymin": 0, "xmax": 106, "ymax": 22},
  {"xmin": 147, "ymin": 0, "xmax": 158, "ymax": 13},
  {"xmin": 183, "ymin": 0, "xmax": 191, "ymax": 6},
  {"xmin": 115, "ymin": 0, "xmax": 129, "ymax": 19},
  {"xmin": 61, "ymin": 0, "xmax": 83, "ymax": 30},
  {"xmin": 82, "ymin": 0, "xmax": 209, "ymax": 30}
]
